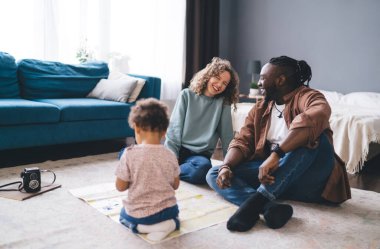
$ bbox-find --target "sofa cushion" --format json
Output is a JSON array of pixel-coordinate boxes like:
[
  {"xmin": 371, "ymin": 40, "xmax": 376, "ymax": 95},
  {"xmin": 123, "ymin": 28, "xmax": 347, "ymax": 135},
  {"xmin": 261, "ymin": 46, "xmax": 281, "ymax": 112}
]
[
  {"xmin": 35, "ymin": 98, "xmax": 132, "ymax": 122},
  {"xmin": 0, "ymin": 52, "xmax": 20, "ymax": 98},
  {"xmin": 0, "ymin": 99, "xmax": 60, "ymax": 125},
  {"xmin": 18, "ymin": 59, "xmax": 109, "ymax": 99}
]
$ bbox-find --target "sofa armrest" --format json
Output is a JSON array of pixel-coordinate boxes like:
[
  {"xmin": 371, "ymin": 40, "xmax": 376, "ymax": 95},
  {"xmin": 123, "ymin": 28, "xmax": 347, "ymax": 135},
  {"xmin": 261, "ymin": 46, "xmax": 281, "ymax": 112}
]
[{"xmin": 128, "ymin": 74, "xmax": 161, "ymax": 100}]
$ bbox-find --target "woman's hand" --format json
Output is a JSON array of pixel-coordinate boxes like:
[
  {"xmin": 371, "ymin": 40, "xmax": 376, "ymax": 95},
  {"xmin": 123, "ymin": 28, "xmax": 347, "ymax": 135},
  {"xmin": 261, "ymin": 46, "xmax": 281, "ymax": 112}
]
[
  {"xmin": 216, "ymin": 165, "xmax": 233, "ymax": 189},
  {"xmin": 258, "ymin": 153, "xmax": 280, "ymax": 185}
]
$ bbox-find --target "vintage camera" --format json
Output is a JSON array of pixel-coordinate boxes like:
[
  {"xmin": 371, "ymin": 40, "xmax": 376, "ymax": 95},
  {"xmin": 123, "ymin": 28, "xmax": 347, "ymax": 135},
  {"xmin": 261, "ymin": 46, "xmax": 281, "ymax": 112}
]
[{"xmin": 20, "ymin": 167, "xmax": 41, "ymax": 193}]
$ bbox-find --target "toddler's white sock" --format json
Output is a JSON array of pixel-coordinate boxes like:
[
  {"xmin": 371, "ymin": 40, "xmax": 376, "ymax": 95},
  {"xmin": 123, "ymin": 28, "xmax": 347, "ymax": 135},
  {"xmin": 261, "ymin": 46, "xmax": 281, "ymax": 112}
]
[{"xmin": 137, "ymin": 219, "xmax": 176, "ymax": 241}]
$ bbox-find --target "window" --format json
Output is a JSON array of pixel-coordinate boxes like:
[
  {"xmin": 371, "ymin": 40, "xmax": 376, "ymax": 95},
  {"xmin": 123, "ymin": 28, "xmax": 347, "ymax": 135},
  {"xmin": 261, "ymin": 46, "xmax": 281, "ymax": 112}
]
[{"xmin": 0, "ymin": 0, "xmax": 185, "ymax": 100}]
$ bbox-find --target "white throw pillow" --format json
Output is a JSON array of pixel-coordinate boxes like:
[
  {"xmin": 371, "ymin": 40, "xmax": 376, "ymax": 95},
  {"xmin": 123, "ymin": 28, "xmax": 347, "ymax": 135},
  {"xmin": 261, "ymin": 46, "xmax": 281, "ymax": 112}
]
[
  {"xmin": 87, "ymin": 78, "xmax": 137, "ymax": 102},
  {"xmin": 127, "ymin": 80, "xmax": 146, "ymax": 102},
  {"xmin": 108, "ymin": 71, "xmax": 146, "ymax": 103},
  {"xmin": 317, "ymin": 89, "xmax": 344, "ymax": 105},
  {"xmin": 339, "ymin": 92, "xmax": 380, "ymax": 108}
]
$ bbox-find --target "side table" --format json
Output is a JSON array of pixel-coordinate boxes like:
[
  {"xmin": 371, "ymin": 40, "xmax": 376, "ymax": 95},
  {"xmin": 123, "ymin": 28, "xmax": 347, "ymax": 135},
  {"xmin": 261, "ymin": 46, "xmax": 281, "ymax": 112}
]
[{"xmin": 231, "ymin": 102, "xmax": 255, "ymax": 133}]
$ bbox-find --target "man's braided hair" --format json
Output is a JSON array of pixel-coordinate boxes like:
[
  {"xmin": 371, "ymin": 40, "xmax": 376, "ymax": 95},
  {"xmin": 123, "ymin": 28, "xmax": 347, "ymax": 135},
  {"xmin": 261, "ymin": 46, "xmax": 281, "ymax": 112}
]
[{"xmin": 269, "ymin": 56, "xmax": 312, "ymax": 87}]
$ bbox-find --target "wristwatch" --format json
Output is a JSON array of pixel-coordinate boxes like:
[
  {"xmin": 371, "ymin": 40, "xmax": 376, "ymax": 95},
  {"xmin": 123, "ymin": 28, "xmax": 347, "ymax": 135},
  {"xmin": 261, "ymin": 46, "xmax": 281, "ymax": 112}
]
[{"xmin": 271, "ymin": 143, "xmax": 285, "ymax": 158}]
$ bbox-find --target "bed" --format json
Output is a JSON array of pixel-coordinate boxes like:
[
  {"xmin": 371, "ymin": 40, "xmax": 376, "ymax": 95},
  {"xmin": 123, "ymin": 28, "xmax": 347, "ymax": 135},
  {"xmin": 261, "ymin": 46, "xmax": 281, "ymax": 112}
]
[{"xmin": 232, "ymin": 91, "xmax": 380, "ymax": 174}]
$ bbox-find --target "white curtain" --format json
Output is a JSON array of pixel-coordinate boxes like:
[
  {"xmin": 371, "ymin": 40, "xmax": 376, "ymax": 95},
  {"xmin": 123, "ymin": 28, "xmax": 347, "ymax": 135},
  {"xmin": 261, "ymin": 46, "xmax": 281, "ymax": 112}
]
[{"xmin": 0, "ymin": 0, "xmax": 185, "ymax": 100}]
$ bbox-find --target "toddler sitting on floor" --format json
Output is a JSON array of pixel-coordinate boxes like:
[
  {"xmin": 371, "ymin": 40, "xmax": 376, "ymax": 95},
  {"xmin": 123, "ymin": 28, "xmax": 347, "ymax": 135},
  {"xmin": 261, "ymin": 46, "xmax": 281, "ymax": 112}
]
[{"xmin": 115, "ymin": 98, "xmax": 180, "ymax": 241}]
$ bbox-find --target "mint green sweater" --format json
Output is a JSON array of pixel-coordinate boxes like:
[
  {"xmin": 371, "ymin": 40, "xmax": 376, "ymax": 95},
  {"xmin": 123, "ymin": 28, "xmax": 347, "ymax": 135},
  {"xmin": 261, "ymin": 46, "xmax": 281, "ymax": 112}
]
[{"xmin": 165, "ymin": 89, "xmax": 233, "ymax": 158}]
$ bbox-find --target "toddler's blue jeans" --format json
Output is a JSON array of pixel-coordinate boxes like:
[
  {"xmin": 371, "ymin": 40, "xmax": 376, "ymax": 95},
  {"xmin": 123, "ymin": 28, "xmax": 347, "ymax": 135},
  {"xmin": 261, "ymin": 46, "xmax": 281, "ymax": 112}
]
[{"xmin": 119, "ymin": 205, "xmax": 180, "ymax": 233}]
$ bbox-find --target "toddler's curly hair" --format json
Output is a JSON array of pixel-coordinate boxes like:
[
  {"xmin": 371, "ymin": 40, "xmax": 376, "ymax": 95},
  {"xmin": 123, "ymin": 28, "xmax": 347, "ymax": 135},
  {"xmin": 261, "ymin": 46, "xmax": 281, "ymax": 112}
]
[
  {"xmin": 128, "ymin": 98, "xmax": 169, "ymax": 132},
  {"xmin": 189, "ymin": 57, "xmax": 239, "ymax": 109}
]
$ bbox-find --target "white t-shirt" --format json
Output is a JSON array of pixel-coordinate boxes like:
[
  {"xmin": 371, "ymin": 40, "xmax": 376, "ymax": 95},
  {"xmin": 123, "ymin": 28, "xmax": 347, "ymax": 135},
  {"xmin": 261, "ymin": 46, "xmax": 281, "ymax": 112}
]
[{"xmin": 266, "ymin": 104, "xmax": 289, "ymax": 144}]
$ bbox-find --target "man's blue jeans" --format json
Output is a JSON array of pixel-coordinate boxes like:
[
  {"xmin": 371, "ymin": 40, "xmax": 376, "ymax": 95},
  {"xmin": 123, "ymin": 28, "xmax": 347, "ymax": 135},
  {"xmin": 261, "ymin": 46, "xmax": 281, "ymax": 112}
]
[{"xmin": 206, "ymin": 133, "xmax": 335, "ymax": 206}]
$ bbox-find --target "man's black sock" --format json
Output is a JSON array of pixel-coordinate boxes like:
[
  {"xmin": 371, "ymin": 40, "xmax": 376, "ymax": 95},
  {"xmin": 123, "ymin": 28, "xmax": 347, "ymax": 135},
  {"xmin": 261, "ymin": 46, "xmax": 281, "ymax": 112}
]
[
  {"xmin": 263, "ymin": 202, "xmax": 293, "ymax": 229},
  {"xmin": 227, "ymin": 192, "xmax": 269, "ymax": 232}
]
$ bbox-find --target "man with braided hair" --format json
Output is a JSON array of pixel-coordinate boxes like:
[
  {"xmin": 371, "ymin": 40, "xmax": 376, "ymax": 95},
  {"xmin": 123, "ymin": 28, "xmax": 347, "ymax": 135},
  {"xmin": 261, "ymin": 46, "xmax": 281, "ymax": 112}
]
[{"xmin": 206, "ymin": 55, "xmax": 351, "ymax": 232}]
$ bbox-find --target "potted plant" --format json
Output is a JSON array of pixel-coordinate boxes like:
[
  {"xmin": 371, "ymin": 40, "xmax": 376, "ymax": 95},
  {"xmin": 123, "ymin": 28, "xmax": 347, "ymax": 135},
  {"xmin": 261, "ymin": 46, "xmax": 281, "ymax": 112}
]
[
  {"xmin": 76, "ymin": 38, "xmax": 93, "ymax": 64},
  {"xmin": 249, "ymin": 82, "xmax": 260, "ymax": 97}
]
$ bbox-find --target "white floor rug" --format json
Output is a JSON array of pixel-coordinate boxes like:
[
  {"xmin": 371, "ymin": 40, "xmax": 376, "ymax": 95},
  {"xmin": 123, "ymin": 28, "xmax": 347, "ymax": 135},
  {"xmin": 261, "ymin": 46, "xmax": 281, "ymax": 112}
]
[
  {"xmin": 0, "ymin": 152, "xmax": 379, "ymax": 249},
  {"xmin": 69, "ymin": 182, "xmax": 237, "ymax": 244}
]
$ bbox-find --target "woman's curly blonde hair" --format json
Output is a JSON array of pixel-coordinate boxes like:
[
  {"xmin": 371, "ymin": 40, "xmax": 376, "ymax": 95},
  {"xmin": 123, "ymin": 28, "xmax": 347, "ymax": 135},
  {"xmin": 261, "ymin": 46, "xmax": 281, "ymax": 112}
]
[{"xmin": 189, "ymin": 57, "xmax": 240, "ymax": 110}]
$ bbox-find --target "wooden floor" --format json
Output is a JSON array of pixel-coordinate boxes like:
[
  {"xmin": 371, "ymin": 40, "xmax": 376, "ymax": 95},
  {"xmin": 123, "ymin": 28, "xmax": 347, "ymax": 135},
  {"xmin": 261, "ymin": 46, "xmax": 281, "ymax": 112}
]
[
  {"xmin": 346, "ymin": 154, "xmax": 380, "ymax": 193},
  {"xmin": 1, "ymin": 140, "xmax": 379, "ymax": 193}
]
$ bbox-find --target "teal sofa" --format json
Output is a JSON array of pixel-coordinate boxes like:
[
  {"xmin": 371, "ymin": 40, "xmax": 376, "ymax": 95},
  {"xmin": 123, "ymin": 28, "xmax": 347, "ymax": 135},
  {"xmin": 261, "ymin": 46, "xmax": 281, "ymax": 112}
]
[{"xmin": 0, "ymin": 52, "xmax": 161, "ymax": 151}]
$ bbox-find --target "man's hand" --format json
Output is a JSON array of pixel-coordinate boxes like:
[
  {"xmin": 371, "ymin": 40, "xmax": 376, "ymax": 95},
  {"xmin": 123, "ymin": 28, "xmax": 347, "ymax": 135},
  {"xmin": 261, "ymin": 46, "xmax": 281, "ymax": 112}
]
[
  {"xmin": 216, "ymin": 166, "xmax": 233, "ymax": 189},
  {"xmin": 258, "ymin": 153, "xmax": 280, "ymax": 185}
]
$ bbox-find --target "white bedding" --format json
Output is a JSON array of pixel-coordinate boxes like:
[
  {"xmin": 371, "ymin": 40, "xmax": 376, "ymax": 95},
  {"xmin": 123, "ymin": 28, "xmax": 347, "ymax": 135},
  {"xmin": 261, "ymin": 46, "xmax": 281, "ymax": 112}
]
[{"xmin": 232, "ymin": 91, "xmax": 380, "ymax": 174}]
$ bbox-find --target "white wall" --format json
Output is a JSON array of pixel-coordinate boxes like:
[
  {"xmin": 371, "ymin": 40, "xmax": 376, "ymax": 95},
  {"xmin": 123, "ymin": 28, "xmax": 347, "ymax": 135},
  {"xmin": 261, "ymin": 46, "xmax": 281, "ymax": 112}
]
[{"xmin": 220, "ymin": 0, "xmax": 380, "ymax": 94}]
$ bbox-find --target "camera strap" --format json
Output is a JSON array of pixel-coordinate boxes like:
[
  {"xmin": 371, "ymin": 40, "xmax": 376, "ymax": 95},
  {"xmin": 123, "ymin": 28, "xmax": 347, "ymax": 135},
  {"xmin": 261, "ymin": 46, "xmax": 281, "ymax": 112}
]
[
  {"xmin": 40, "ymin": 169, "xmax": 57, "ymax": 188},
  {"xmin": 0, "ymin": 181, "xmax": 23, "ymax": 191},
  {"xmin": 0, "ymin": 169, "xmax": 57, "ymax": 192}
]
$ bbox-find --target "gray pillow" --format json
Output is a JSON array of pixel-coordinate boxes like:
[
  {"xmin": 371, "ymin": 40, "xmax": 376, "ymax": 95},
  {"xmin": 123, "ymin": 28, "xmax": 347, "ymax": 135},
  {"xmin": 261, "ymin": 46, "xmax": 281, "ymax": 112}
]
[
  {"xmin": 108, "ymin": 71, "xmax": 146, "ymax": 102},
  {"xmin": 127, "ymin": 79, "xmax": 146, "ymax": 102},
  {"xmin": 87, "ymin": 78, "xmax": 137, "ymax": 102}
]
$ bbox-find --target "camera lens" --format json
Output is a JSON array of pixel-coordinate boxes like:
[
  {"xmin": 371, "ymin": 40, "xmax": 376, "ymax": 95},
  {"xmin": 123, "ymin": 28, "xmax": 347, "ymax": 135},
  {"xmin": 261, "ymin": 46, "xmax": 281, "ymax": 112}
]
[
  {"xmin": 29, "ymin": 180, "xmax": 40, "ymax": 190},
  {"xmin": 30, "ymin": 173, "xmax": 37, "ymax": 180}
]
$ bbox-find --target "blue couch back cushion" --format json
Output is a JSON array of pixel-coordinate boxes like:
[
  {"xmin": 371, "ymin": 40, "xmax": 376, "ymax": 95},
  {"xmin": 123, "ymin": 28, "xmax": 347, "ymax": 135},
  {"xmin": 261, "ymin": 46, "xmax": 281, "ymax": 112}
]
[
  {"xmin": 0, "ymin": 52, "xmax": 20, "ymax": 98},
  {"xmin": 17, "ymin": 59, "xmax": 109, "ymax": 99}
]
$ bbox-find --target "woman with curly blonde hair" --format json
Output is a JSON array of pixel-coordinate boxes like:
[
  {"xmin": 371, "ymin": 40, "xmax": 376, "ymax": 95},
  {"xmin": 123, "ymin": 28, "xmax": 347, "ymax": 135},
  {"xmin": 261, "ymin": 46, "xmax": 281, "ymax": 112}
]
[{"xmin": 165, "ymin": 57, "xmax": 240, "ymax": 184}]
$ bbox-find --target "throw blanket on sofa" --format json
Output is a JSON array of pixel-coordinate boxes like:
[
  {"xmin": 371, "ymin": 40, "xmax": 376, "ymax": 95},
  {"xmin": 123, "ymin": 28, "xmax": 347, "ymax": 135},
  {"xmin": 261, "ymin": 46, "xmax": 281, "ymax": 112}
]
[
  {"xmin": 320, "ymin": 90, "xmax": 380, "ymax": 173},
  {"xmin": 329, "ymin": 104, "xmax": 380, "ymax": 174}
]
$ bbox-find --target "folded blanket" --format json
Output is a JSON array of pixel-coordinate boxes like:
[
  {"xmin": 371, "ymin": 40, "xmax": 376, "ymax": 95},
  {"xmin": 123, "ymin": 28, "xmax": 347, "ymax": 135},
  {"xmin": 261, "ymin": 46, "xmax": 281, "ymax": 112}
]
[{"xmin": 330, "ymin": 104, "xmax": 380, "ymax": 173}]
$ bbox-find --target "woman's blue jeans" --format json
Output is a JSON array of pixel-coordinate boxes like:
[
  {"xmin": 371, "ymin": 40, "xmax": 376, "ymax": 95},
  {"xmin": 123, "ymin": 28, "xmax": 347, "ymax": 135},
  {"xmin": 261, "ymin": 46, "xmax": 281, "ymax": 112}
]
[
  {"xmin": 206, "ymin": 133, "xmax": 335, "ymax": 206},
  {"xmin": 180, "ymin": 155, "xmax": 212, "ymax": 184}
]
